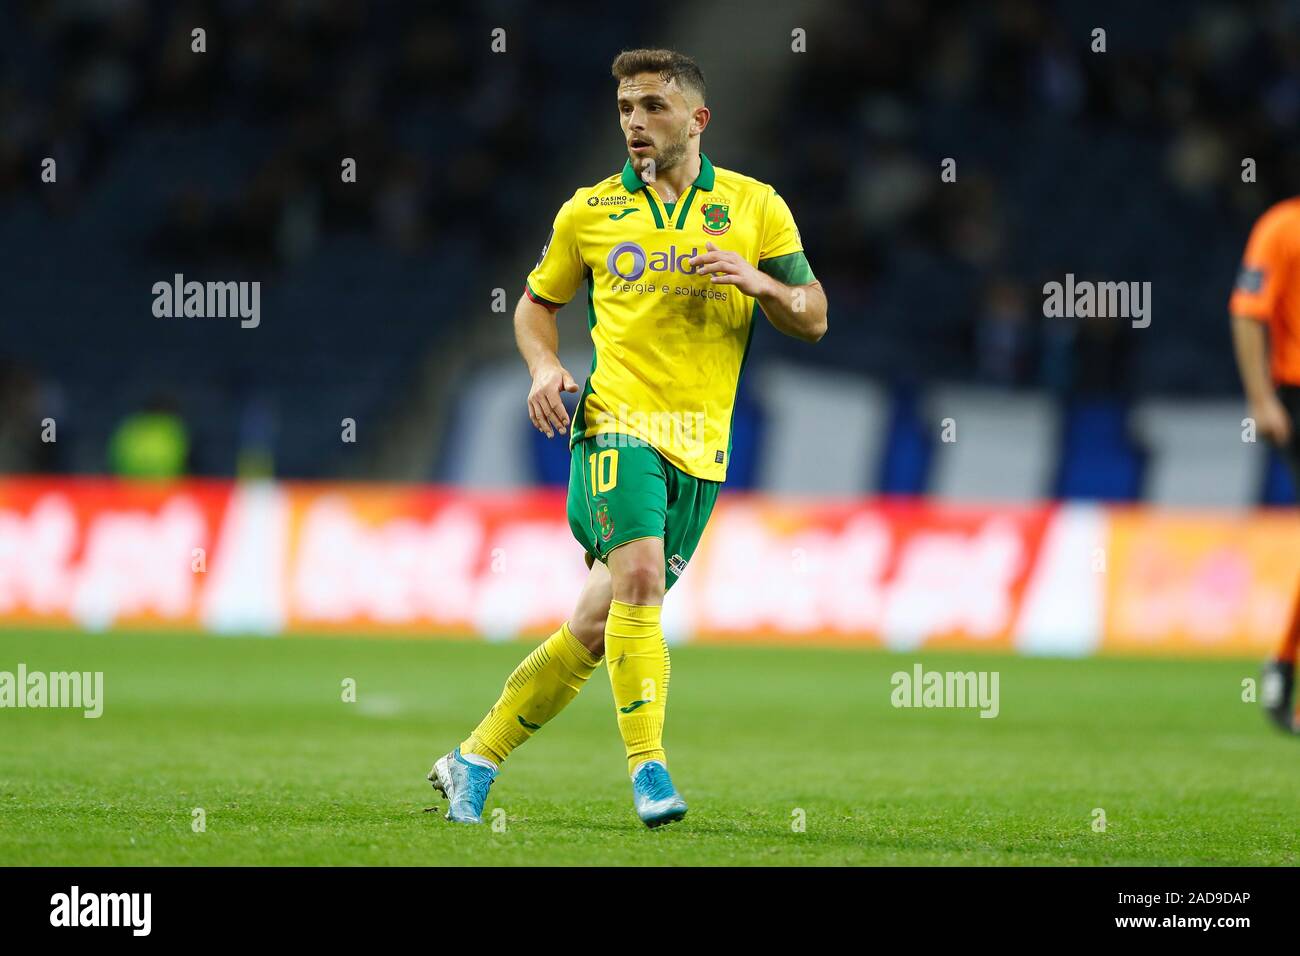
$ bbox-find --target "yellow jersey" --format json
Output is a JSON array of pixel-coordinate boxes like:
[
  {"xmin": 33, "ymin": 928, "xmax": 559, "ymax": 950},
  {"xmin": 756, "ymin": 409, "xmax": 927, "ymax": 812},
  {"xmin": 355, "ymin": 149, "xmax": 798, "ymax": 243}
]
[{"xmin": 525, "ymin": 153, "xmax": 814, "ymax": 482}]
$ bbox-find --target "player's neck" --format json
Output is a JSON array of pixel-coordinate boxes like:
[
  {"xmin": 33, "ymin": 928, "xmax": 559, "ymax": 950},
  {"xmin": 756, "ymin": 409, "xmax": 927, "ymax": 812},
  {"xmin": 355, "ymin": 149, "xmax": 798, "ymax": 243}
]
[{"xmin": 647, "ymin": 151, "xmax": 700, "ymax": 205}]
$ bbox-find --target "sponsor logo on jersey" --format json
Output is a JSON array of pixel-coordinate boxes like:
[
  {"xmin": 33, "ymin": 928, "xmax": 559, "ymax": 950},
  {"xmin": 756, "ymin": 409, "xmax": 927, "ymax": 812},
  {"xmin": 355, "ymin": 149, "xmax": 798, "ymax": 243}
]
[{"xmin": 605, "ymin": 241, "xmax": 701, "ymax": 281}]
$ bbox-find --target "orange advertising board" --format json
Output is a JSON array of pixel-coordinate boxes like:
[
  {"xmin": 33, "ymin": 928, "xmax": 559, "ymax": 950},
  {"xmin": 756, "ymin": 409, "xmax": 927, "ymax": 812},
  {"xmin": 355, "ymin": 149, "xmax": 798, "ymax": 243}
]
[{"xmin": 0, "ymin": 477, "xmax": 1294, "ymax": 657}]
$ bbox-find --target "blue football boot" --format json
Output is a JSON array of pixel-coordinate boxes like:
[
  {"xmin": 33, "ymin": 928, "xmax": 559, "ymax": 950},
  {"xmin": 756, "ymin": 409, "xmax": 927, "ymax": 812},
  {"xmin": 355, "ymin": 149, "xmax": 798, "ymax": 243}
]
[
  {"xmin": 427, "ymin": 747, "xmax": 497, "ymax": 824},
  {"xmin": 631, "ymin": 759, "xmax": 687, "ymax": 828}
]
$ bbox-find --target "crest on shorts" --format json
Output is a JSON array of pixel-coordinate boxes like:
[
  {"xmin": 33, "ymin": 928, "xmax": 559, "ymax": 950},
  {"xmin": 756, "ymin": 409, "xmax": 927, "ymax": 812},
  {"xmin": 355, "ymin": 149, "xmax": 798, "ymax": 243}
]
[
  {"xmin": 701, "ymin": 203, "xmax": 731, "ymax": 236},
  {"xmin": 594, "ymin": 497, "xmax": 615, "ymax": 541}
]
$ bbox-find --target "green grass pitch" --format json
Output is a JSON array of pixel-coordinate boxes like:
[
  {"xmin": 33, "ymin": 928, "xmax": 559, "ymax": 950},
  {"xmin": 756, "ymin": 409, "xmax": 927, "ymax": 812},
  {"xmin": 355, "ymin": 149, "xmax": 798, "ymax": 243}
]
[{"xmin": 1, "ymin": 629, "xmax": 1297, "ymax": 866}]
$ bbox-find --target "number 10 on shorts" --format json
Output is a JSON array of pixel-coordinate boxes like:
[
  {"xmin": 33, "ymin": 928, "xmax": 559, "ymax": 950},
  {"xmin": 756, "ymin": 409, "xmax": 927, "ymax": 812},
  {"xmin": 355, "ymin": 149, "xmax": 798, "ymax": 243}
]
[{"xmin": 589, "ymin": 448, "xmax": 619, "ymax": 494}]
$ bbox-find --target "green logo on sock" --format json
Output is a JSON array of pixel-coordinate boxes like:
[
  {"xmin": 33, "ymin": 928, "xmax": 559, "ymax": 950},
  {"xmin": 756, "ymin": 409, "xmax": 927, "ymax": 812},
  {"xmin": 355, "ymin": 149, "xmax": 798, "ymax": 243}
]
[
  {"xmin": 517, "ymin": 715, "xmax": 542, "ymax": 730},
  {"xmin": 619, "ymin": 700, "xmax": 649, "ymax": 714}
]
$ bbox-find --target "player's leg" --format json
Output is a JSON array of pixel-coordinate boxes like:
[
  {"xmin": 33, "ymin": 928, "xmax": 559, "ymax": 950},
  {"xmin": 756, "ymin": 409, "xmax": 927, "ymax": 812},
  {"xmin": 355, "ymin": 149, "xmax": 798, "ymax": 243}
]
[
  {"xmin": 591, "ymin": 441, "xmax": 720, "ymax": 825},
  {"xmin": 605, "ymin": 534, "xmax": 669, "ymax": 773},
  {"xmin": 1263, "ymin": 595, "xmax": 1300, "ymax": 731},
  {"xmin": 607, "ymin": 465, "xmax": 720, "ymax": 827},
  {"xmin": 569, "ymin": 433, "xmax": 685, "ymax": 823},
  {"xmin": 457, "ymin": 563, "xmax": 609, "ymax": 764},
  {"xmin": 428, "ymin": 564, "xmax": 609, "ymax": 823},
  {"xmin": 1263, "ymin": 386, "xmax": 1300, "ymax": 731},
  {"xmin": 603, "ymin": 535, "xmax": 687, "ymax": 827},
  {"xmin": 574, "ymin": 435, "xmax": 672, "ymax": 774},
  {"xmin": 426, "ymin": 451, "xmax": 621, "ymax": 823}
]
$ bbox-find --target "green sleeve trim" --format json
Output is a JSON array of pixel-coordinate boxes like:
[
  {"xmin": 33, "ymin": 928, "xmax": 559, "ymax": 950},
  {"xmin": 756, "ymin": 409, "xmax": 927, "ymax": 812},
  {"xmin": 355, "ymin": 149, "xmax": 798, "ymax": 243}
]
[
  {"xmin": 525, "ymin": 280, "xmax": 564, "ymax": 308},
  {"xmin": 758, "ymin": 251, "xmax": 815, "ymax": 286}
]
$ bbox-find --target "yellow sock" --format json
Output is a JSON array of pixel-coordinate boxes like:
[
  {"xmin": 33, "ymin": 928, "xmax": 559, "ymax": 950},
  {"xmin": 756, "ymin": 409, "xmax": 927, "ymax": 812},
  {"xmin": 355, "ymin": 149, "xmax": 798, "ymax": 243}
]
[
  {"xmin": 460, "ymin": 622, "xmax": 601, "ymax": 766},
  {"xmin": 605, "ymin": 600, "xmax": 670, "ymax": 776}
]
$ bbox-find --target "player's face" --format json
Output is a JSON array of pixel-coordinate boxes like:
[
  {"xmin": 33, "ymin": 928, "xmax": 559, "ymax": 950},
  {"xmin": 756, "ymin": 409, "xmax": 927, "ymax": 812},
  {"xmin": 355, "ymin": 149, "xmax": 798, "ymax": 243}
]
[{"xmin": 617, "ymin": 73, "xmax": 695, "ymax": 175}]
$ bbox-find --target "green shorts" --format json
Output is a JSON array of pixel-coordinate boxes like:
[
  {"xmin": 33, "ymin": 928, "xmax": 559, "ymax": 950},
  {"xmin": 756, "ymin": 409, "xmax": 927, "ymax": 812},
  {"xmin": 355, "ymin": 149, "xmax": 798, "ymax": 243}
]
[{"xmin": 566, "ymin": 434, "xmax": 720, "ymax": 590}]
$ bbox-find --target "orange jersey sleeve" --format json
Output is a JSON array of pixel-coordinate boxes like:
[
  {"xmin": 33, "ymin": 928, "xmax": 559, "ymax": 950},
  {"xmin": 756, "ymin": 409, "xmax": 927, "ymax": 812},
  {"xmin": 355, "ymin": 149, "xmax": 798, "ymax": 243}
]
[
  {"xmin": 1230, "ymin": 200, "xmax": 1300, "ymax": 321},
  {"xmin": 1231, "ymin": 198, "xmax": 1300, "ymax": 385}
]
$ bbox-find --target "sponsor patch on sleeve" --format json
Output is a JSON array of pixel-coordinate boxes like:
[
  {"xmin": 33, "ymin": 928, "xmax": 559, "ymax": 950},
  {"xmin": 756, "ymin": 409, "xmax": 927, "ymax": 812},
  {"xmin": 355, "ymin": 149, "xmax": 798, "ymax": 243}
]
[
  {"xmin": 535, "ymin": 228, "xmax": 553, "ymax": 268},
  {"xmin": 1236, "ymin": 265, "xmax": 1265, "ymax": 294}
]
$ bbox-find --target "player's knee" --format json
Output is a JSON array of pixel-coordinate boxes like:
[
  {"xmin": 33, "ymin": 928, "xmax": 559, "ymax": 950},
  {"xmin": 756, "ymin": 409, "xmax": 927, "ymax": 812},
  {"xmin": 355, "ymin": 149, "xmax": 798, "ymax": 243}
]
[{"xmin": 614, "ymin": 561, "xmax": 664, "ymax": 605}]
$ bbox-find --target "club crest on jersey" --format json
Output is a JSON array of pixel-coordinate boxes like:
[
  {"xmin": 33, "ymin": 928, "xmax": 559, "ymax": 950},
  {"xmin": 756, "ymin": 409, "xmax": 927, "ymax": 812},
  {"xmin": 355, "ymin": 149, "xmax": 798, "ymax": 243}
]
[{"xmin": 701, "ymin": 203, "xmax": 731, "ymax": 236}]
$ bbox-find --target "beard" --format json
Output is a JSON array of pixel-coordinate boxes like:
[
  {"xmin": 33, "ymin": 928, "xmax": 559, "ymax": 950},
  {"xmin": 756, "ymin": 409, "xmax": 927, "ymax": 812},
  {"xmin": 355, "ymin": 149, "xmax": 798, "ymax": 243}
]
[{"xmin": 637, "ymin": 126, "xmax": 689, "ymax": 176}]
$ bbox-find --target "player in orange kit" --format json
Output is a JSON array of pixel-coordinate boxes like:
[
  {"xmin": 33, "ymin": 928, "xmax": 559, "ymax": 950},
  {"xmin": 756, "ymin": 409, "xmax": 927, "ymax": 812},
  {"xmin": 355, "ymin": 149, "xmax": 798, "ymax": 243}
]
[{"xmin": 1230, "ymin": 197, "xmax": 1300, "ymax": 732}]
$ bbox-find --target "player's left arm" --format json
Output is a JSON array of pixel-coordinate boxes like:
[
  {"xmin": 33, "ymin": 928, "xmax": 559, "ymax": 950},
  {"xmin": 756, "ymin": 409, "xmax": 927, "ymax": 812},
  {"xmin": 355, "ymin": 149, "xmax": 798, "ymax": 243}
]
[
  {"xmin": 757, "ymin": 271, "xmax": 827, "ymax": 343},
  {"xmin": 689, "ymin": 189, "xmax": 827, "ymax": 343}
]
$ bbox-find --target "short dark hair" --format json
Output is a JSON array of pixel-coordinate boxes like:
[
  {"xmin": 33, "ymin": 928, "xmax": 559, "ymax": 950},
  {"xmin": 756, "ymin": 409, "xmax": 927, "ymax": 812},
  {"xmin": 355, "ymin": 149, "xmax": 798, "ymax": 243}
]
[{"xmin": 611, "ymin": 49, "xmax": 706, "ymax": 103}]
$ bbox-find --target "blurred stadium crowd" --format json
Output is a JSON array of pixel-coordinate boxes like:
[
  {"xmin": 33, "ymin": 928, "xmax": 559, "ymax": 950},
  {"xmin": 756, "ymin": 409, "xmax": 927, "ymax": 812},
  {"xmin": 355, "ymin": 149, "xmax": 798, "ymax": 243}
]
[
  {"xmin": 765, "ymin": 0, "xmax": 1300, "ymax": 395},
  {"xmin": 2, "ymin": 0, "xmax": 1299, "ymax": 503}
]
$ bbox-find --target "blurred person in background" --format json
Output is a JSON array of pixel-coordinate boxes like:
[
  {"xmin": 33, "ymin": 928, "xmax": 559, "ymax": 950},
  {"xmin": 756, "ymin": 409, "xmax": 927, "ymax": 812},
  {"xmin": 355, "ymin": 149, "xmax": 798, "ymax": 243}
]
[
  {"xmin": 0, "ymin": 361, "xmax": 62, "ymax": 474},
  {"xmin": 971, "ymin": 277, "xmax": 1036, "ymax": 387},
  {"xmin": 1230, "ymin": 196, "xmax": 1300, "ymax": 732},
  {"xmin": 236, "ymin": 394, "xmax": 276, "ymax": 480},
  {"xmin": 108, "ymin": 393, "xmax": 190, "ymax": 480}
]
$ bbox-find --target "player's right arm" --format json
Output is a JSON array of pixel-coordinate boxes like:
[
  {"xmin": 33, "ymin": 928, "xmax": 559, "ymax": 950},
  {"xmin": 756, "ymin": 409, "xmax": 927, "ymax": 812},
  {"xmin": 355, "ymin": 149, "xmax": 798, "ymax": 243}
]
[
  {"xmin": 517, "ymin": 194, "xmax": 587, "ymax": 438},
  {"xmin": 515, "ymin": 295, "xmax": 578, "ymax": 438},
  {"xmin": 1231, "ymin": 315, "xmax": 1289, "ymax": 445},
  {"xmin": 1230, "ymin": 204, "xmax": 1294, "ymax": 446}
]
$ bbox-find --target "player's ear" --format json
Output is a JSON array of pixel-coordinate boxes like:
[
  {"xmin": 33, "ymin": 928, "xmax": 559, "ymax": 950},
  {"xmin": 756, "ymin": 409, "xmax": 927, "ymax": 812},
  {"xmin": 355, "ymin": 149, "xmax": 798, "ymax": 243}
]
[{"xmin": 691, "ymin": 105, "xmax": 710, "ymax": 136}]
